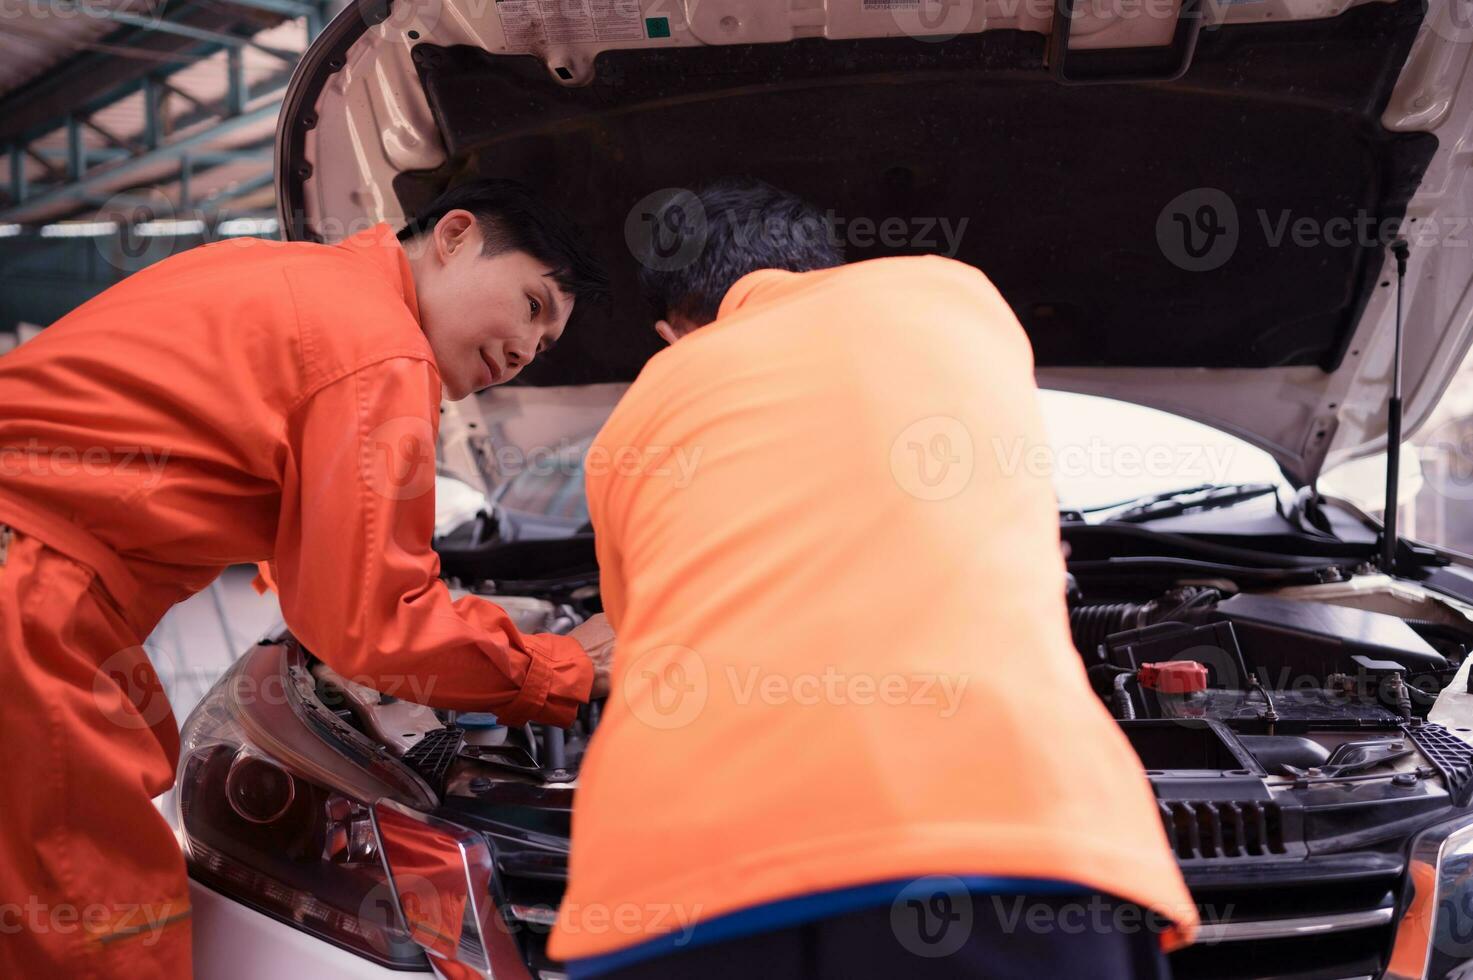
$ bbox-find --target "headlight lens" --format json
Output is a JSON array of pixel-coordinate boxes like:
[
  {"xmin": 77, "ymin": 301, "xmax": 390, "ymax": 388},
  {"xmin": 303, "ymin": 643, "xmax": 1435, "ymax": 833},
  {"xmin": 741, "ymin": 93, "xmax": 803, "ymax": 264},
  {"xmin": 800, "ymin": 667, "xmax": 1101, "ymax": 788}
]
[
  {"xmin": 176, "ymin": 640, "xmax": 435, "ymax": 969},
  {"xmin": 1388, "ymin": 814, "xmax": 1473, "ymax": 979}
]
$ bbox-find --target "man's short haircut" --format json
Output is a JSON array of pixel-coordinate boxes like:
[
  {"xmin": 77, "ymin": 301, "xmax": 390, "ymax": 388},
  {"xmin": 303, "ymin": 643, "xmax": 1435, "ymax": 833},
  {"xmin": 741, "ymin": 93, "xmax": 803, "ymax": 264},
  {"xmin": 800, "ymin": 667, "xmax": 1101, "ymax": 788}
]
[
  {"xmin": 398, "ymin": 178, "xmax": 607, "ymax": 309},
  {"xmin": 637, "ymin": 178, "xmax": 844, "ymax": 326}
]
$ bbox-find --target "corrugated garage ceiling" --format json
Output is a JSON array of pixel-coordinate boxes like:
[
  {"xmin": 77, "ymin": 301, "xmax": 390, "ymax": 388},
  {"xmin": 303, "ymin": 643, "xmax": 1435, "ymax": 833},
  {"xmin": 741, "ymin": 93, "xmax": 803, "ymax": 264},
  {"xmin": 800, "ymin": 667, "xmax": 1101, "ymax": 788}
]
[{"xmin": 0, "ymin": 0, "xmax": 333, "ymax": 228}]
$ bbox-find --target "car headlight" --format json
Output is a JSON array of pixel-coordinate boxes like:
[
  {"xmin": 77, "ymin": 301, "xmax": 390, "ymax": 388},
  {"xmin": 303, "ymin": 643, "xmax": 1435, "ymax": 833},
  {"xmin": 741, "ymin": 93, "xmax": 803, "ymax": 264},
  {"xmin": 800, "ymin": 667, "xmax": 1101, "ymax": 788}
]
[
  {"xmin": 176, "ymin": 639, "xmax": 437, "ymax": 969},
  {"xmin": 1387, "ymin": 814, "xmax": 1473, "ymax": 979}
]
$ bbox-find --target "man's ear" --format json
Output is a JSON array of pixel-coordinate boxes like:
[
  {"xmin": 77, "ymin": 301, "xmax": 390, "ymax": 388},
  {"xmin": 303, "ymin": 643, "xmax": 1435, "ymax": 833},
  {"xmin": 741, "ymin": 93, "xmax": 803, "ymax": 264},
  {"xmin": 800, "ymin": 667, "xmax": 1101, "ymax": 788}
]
[
  {"xmin": 656, "ymin": 311, "xmax": 706, "ymax": 345},
  {"xmin": 432, "ymin": 209, "xmax": 479, "ymax": 264}
]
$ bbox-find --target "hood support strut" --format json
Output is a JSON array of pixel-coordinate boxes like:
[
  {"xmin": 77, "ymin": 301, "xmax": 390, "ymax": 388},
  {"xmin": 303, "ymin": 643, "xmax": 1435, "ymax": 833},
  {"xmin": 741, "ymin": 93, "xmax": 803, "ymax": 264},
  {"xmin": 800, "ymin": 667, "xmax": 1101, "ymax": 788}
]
[{"xmin": 1381, "ymin": 239, "xmax": 1411, "ymax": 574}]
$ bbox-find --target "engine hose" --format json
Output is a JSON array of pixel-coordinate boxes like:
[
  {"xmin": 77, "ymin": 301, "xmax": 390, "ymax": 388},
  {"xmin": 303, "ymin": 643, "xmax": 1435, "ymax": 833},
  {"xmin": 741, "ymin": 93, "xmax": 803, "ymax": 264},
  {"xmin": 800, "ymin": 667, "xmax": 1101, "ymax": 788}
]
[
  {"xmin": 1112, "ymin": 671, "xmax": 1137, "ymax": 720},
  {"xmin": 1406, "ymin": 683, "xmax": 1438, "ymax": 706},
  {"xmin": 1070, "ymin": 588, "xmax": 1222, "ymax": 657},
  {"xmin": 1070, "ymin": 602, "xmax": 1150, "ymax": 655},
  {"xmin": 1158, "ymin": 588, "xmax": 1219, "ymax": 623}
]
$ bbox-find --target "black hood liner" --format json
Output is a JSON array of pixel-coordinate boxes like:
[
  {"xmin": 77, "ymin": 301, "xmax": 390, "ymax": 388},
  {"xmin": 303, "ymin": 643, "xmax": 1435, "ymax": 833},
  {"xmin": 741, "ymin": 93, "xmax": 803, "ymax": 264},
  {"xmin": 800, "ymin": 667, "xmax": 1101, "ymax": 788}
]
[{"xmin": 384, "ymin": 0, "xmax": 1435, "ymax": 387}]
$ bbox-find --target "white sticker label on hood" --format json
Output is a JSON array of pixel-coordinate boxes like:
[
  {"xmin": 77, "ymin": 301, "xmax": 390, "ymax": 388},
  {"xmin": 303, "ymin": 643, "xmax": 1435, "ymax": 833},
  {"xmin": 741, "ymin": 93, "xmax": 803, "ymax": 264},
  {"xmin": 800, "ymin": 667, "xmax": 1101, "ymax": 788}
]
[
  {"xmin": 496, "ymin": 0, "xmax": 545, "ymax": 48},
  {"xmin": 546, "ymin": 0, "xmax": 596, "ymax": 43},
  {"xmin": 593, "ymin": 0, "xmax": 644, "ymax": 41},
  {"xmin": 496, "ymin": 0, "xmax": 644, "ymax": 50}
]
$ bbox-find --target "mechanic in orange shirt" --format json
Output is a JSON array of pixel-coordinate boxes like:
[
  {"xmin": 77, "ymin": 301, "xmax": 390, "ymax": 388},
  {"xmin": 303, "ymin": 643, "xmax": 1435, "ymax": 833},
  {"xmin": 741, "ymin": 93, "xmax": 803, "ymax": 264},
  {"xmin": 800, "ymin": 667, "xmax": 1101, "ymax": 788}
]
[
  {"xmin": 550, "ymin": 179, "xmax": 1198, "ymax": 978},
  {"xmin": 0, "ymin": 179, "xmax": 613, "ymax": 978}
]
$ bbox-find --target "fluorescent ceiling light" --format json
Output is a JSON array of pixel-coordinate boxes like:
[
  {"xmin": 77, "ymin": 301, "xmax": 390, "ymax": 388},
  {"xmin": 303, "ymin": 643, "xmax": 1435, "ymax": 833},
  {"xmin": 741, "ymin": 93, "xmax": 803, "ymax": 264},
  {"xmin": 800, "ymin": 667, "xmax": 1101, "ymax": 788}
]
[
  {"xmin": 216, "ymin": 217, "xmax": 280, "ymax": 236},
  {"xmin": 136, "ymin": 219, "xmax": 206, "ymax": 237},
  {"xmin": 39, "ymin": 221, "xmax": 119, "ymax": 238}
]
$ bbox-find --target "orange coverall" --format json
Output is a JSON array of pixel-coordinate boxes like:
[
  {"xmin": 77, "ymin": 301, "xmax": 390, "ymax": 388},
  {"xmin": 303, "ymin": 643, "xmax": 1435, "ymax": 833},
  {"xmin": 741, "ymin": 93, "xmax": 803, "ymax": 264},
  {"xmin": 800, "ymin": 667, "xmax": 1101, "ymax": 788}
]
[
  {"xmin": 0, "ymin": 225, "xmax": 592, "ymax": 977},
  {"xmin": 551, "ymin": 256, "xmax": 1199, "ymax": 963}
]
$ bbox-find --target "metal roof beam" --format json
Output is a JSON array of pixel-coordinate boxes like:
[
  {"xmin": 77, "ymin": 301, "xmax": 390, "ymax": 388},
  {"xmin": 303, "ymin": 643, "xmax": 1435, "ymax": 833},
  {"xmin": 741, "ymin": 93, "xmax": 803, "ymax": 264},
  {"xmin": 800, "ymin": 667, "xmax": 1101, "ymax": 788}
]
[
  {"xmin": 81, "ymin": 117, "xmax": 146, "ymax": 156},
  {"xmin": 0, "ymin": 100, "xmax": 280, "ymax": 222},
  {"xmin": 0, "ymin": 1, "xmax": 286, "ymax": 145},
  {"xmin": 76, "ymin": 147, "xmax": 273, "ymax": 208},
  {"xmin": 198, "ymin": 170, "xmax": 276, "ymax": 209},
  {"xmin": 46, "ymin": 2, "xmax": 257, "ymax": 49}
]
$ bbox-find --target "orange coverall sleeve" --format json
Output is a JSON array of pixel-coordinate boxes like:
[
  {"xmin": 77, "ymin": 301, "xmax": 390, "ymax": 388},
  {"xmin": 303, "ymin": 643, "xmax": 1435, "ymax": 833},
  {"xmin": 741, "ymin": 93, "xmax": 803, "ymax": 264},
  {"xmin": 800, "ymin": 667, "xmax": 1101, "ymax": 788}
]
[{"xmin": 272, "ymin": 355, "xmax": 593, "ymax": 727}]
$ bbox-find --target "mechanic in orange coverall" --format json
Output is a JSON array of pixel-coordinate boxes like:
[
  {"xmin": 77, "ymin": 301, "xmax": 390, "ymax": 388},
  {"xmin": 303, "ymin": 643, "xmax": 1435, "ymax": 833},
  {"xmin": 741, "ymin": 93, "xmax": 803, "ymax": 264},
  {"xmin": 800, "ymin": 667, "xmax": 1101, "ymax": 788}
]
[{"xmin": 0, "ymin": 180, "xmax": 614, "ymax": 978}]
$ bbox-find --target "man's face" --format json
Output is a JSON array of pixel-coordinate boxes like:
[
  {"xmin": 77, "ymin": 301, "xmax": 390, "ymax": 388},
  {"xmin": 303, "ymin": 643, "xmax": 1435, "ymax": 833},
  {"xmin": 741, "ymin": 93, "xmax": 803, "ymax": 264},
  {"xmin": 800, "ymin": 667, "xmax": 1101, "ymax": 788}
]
[{"xmin": 409, "ymin": 209, "xmax": 573, "ymax": 400}]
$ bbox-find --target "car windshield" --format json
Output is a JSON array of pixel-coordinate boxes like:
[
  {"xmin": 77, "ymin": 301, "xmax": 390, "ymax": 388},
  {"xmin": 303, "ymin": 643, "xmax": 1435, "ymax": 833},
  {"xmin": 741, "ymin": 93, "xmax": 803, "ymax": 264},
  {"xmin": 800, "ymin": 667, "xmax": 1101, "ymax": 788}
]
[
  {"xmin": 494, "ymin": 433, "xmax": 594, "ymax": 526},
  {"xmin": 449, "ymin": 386, "xmax": 1287, "ymax": 538},
  {"xmin": 1038, "ymin": 391, "xmax": 1286, "ymax": 513},
  {"xmin": 446, "ymin": 384, "xmax": 628, "ymax": 540}
]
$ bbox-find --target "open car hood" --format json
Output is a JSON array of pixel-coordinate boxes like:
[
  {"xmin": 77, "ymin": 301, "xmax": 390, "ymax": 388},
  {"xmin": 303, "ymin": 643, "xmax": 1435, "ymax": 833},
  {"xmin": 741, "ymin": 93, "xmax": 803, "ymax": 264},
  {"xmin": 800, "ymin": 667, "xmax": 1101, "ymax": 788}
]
[{"xmin": 275, "ymin": 0, "xmax": 1473, "ymax": 485}]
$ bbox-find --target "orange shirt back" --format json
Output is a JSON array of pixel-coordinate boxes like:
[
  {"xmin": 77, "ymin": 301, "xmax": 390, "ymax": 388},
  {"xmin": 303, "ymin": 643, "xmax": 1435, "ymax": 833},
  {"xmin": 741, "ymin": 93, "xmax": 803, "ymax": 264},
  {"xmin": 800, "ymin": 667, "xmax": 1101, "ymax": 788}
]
[{"xmin": 551, "ymin": 256, "xmax": 1197, "ymax": 960}]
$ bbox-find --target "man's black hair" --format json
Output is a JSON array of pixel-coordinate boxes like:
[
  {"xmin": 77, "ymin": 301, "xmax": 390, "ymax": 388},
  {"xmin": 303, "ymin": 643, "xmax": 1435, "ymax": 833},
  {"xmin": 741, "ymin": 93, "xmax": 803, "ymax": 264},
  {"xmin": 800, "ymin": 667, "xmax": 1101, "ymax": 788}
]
[
  {"xmin": 398, "ymin": 178, "xmax": 607, "ymax": 309},
  {"xmin": 636, "ymin": 178, "xmax": 844, "ymax": 326}
]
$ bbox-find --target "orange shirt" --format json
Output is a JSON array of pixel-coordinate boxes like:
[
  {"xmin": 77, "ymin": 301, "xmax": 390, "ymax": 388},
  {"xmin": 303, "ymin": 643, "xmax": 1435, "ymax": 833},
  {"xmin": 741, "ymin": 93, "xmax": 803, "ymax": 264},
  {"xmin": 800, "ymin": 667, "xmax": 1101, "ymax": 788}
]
[
  {"xmin": 551, "ymin": 256, "xmax": 1198, "ymax": 960},
  {"xmin": 0, "ymin": 225, "xmax": 590, "ymax": 726}
]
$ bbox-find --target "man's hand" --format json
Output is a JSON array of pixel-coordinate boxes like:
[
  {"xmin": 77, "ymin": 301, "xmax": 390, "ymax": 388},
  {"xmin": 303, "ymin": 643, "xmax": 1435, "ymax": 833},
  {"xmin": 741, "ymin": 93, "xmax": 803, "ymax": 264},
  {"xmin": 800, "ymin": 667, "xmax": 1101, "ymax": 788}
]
[{"xmin": 569, "ymin": 613, "xmax": 616, "ymax": 699}]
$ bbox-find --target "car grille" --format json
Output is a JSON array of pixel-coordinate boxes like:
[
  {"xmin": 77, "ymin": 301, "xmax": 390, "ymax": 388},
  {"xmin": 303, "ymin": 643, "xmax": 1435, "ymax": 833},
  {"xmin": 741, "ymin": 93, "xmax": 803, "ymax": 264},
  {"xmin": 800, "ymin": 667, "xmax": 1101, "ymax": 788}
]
[
  {"xmin": 1168, "ymin": 856, "xmax": 1403, "ymax": 980},
  {"xmin": 1161, "ymin": 800, "xmax": 1288, "ymax": 860}
]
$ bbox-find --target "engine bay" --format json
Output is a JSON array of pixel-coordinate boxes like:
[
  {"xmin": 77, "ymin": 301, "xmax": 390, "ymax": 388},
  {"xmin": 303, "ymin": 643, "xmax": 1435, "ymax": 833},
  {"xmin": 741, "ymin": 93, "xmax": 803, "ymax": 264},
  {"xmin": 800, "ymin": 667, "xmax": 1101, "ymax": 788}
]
[
  {"xmin": 310, "ymin": 538, "xmax": 1473, "ymax": 848},
  {"xmin": 1068, "ymin": 574, "xmax": 1473, "ymax": 859},
  {"xmin": 286, "ymin": 517, "xmax": 1473, "ymax": 976}
]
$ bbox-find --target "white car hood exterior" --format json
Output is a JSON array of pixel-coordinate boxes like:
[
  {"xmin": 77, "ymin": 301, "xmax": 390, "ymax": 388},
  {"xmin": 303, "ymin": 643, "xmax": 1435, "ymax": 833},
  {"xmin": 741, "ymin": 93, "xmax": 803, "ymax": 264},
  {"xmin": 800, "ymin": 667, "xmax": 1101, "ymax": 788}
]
[{"xmin": 276, "ymin": 0, "xmax": 1473, "ymax": 486}]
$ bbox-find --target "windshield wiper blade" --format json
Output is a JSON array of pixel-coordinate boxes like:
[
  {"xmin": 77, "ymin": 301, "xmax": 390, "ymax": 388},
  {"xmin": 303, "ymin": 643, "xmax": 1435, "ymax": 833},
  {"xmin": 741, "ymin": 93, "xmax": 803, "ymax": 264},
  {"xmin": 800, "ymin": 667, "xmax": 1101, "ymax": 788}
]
[
  {"xmin": 1109, "ymin": 482, "xmax": 1280, "ymax": 523},
  {"xmin": 1071, "ymin": 483, "xmax": 1218, "ymax": 516}
]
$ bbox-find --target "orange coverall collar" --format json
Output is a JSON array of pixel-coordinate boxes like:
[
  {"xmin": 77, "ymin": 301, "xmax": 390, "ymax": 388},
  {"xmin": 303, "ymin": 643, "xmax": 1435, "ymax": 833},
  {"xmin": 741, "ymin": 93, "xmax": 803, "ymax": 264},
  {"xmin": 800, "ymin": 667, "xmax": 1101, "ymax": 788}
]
[
  {"xmin": 339, "ymin": 222, "xmax": 422, "ymax": 326},
  {"xmin": 716, "ymin": 267, "xmax": 800, "ymax": 321}
]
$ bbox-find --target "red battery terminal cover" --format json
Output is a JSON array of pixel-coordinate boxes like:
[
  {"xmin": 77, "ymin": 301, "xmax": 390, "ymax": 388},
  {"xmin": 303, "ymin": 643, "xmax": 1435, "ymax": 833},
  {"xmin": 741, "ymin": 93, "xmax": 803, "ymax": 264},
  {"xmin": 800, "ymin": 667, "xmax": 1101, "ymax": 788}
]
[{"xmin": 1138, "ymin": 661, "xmax": 1209, "ymax": 694}]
